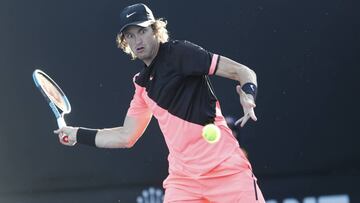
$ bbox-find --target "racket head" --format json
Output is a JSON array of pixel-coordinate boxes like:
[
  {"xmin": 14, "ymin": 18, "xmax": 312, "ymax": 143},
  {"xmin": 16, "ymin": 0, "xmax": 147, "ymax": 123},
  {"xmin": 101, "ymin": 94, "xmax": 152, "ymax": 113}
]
[{"xmin": 32, "ymin": 69, "xmax": 71, "ymax": 115}]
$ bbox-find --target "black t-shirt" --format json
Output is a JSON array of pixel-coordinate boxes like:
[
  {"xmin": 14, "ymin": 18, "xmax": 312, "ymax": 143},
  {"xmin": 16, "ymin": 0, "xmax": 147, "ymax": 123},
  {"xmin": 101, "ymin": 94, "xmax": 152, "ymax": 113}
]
[{"xmin": 134, "ymin": 40, "xmax": 220, "ymax": 125}]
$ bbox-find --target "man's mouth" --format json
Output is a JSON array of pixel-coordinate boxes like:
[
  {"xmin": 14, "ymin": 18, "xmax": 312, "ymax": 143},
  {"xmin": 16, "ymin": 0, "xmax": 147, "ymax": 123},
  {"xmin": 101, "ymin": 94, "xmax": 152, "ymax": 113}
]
[{"xmin": 136, "ymin": 47, "xmax": 144, "ymax": 53}]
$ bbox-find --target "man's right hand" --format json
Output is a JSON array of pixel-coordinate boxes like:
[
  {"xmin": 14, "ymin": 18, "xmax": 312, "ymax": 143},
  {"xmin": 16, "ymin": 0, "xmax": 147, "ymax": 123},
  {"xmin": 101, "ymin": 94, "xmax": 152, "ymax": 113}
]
[{"xmin": 54, "ymin": 126, "xmax": 79, "ymax": 146}]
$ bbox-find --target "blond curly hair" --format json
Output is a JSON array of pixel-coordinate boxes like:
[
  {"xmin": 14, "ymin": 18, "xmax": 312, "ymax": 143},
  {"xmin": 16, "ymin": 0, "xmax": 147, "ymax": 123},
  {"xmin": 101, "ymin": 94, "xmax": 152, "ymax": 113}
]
[{"xmin": 116, "ymin": 19, "xmax": 169, "ymax": 59}]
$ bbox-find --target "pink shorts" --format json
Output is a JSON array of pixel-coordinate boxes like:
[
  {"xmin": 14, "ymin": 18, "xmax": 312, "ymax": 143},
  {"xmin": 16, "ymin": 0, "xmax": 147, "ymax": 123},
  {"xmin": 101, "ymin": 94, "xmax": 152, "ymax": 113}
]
[{"xmin": 163, "ymin": 148, "xmax": 266, "ymax": 203}]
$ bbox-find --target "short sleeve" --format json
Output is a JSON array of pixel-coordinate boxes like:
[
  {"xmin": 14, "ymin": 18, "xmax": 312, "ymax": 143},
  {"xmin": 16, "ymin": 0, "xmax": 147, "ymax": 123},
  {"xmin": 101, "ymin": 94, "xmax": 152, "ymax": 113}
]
[
  {"xmin": 174, "ymin": 41, "xmax": 219, "ymax": 76},
  {"xmin": 126, "ymin": 74, "xmax": 151, "ymax": 117}
]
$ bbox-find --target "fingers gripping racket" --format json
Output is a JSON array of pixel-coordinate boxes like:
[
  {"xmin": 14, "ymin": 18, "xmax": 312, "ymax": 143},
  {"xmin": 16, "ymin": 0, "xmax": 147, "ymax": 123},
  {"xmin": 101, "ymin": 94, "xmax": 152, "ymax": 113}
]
[{"xmin": 32, "ymin": 69, "xmax": 71, "ymax": 143}]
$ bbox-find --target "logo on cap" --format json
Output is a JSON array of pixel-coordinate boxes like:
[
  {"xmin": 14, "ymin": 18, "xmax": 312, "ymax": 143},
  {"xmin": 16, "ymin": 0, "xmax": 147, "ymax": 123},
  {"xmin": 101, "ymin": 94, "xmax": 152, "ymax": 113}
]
[
  {"xmin": 119, "ymin": 3, "xmax": 155, "ymax": 33},
  {"xmin": 126, "ymin": 12, "xmax": 136, "ymax": 18}
]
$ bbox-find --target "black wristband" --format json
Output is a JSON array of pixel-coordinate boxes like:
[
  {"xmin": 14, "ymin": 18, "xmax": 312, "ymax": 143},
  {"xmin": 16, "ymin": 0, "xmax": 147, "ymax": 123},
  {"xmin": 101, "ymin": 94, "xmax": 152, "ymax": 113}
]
[
  {"xmin": 77, "ymin": 127, "xmax": 98, "ymax": 147},
  {"xmin": 241, "ymin": 83, "xmax": 257, "ymax": 100}
]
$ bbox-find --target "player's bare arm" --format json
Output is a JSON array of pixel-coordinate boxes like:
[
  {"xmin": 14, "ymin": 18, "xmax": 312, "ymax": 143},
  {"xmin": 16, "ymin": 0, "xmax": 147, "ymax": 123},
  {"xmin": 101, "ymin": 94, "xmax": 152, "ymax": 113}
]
[
  {"xmin": 215, "ymin": 56, "xmax": 258, "ymax": 127},
  {"xmin": 215, "ymin": 56, "xmax": 257, "ymax": 87},
  {"xmin": 54, "ymin": 112, "xmax": 152, "ymax": 148}
]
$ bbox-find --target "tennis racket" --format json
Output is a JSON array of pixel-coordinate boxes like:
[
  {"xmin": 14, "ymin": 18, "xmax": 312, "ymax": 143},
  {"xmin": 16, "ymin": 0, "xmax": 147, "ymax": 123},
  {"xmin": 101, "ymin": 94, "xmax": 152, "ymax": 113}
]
[{"xmin": 32, "ymin": 69, "xmax": 71, "ymax": 143}]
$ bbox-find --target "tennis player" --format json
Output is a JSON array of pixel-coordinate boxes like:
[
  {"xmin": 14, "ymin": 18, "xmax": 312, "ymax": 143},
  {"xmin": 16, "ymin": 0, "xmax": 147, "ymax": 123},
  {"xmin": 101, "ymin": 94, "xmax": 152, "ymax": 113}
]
[{"xmin": 54, "ymin": 3, "xmax": 265, "ymax": 202}]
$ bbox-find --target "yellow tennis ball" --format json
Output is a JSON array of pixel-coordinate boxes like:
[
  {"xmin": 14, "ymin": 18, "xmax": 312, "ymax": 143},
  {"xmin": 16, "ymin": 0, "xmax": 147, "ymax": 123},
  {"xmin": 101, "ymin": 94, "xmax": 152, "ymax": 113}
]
[{"xmin": 202, "ymin": 124, "xmax": 221, "ymax": 144}]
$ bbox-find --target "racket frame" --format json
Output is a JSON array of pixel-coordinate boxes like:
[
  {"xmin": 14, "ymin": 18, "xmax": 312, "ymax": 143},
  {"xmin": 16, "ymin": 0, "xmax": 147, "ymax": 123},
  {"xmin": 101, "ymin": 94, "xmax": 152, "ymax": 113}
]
[{"xmin": 32, "ymin": 69, "xmax": 71, "ymax": 128}]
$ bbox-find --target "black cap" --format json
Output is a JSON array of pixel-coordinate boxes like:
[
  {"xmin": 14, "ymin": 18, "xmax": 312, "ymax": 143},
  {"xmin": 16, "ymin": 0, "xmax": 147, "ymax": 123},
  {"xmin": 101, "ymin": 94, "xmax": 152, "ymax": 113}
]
[{"xmin": 119, "ymin": 3, "xmax": 155, "ymax": 33}]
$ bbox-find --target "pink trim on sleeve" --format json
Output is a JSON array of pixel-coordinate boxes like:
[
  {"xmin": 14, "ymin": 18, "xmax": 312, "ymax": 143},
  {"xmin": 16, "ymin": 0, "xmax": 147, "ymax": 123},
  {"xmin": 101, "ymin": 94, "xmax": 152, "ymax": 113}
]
[
  {"xmin": 208, "ymin": 54, "xmax": 219, "ymax": 75},
  {"xmin": 126, "ymin": 73, "xmax": 151, "ymax": 116}
]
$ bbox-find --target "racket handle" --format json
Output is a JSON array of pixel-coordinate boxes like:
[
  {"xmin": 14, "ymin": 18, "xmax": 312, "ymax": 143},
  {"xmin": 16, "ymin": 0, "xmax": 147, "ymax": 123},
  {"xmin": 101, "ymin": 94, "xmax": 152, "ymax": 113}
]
[
  {"xmin": 57, "ymin": 117, "xmax": 69, "ymax": 143},
  {"xmin": 57, "ymin": 117, "xmax": 67, "ymax": 128}
]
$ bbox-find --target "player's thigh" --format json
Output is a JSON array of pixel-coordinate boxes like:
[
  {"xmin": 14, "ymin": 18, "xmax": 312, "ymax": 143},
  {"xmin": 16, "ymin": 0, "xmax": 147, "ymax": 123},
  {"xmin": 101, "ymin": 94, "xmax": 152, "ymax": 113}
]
[
  {"xmin": 235, "ymin": 184, "xmax": 266, "ymax": 203},
  {"xmin": 166, "ymin": 201, "xmax": 208, "ymax": 203},
  {"xmin": 204, "ymin": 171, "xmax": 266, "ymax": 203},
  {"xmin": 164, "ymin": 186, "xmax": 207, "ymax": 203}
]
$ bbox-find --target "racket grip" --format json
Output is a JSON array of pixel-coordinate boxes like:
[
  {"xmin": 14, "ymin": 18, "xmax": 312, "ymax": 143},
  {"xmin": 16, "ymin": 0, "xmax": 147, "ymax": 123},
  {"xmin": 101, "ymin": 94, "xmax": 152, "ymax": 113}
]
[
  {"xmin": 57, "ymin": 117, "xmax": 67, "ymax": 128},
  {"xmin": 57, "ymin": 117, "xmax": 69, "ymax": 143}
]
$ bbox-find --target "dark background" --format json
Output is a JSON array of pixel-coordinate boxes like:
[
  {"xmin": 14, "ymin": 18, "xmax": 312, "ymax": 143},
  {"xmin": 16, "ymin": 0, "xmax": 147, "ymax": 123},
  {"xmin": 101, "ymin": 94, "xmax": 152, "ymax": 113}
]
[{"xmin": 0, "ymin": 0, "xmax": 359, "ymax": 202}]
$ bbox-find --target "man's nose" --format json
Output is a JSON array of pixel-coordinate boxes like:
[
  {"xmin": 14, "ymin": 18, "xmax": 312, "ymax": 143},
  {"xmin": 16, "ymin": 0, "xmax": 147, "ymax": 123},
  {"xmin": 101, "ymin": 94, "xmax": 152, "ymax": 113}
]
[{"xmin": 135, "ymin": 36, "xmax": 143, "ymax": 45}]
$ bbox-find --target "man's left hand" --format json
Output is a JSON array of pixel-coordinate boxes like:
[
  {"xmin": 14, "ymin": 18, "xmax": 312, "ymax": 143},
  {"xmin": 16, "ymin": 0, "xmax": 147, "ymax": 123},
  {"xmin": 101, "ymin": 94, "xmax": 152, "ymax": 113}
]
[{"xmin": 235, "ymin": 85, "xmax": 257, "ymax": 127}]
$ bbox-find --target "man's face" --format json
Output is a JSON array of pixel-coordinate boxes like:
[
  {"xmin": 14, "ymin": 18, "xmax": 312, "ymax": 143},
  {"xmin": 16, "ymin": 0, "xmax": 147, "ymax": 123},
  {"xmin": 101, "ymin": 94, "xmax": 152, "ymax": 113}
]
[{"xmin": 123, "ymin": 25, "xmax": 159, "ymax": 63}]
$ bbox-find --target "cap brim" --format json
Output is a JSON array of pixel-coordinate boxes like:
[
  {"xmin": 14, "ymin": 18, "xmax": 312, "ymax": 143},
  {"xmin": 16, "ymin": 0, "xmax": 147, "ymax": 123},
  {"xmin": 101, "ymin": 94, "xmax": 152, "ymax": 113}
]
[{"xmin": 119, "ymin": 20, "xmax": 155, "ymax": 33}]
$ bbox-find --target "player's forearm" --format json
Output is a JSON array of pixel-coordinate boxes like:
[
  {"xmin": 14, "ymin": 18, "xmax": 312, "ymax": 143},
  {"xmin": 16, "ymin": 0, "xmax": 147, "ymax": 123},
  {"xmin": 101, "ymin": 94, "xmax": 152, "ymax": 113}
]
[
  {"xmin": 95, "ymin": 127, "xmax": 134, "ymax": 148},
  {"xmin": 66, "ymin": 126, "xmax": 133, "ymax": 148},
  {"xmin": 216, "ymin": 56, "xmax": 257, "ymax": 86},
  {"xmin": 74, "ymin": 115, "xmax": 151, "ymax": 148}
]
